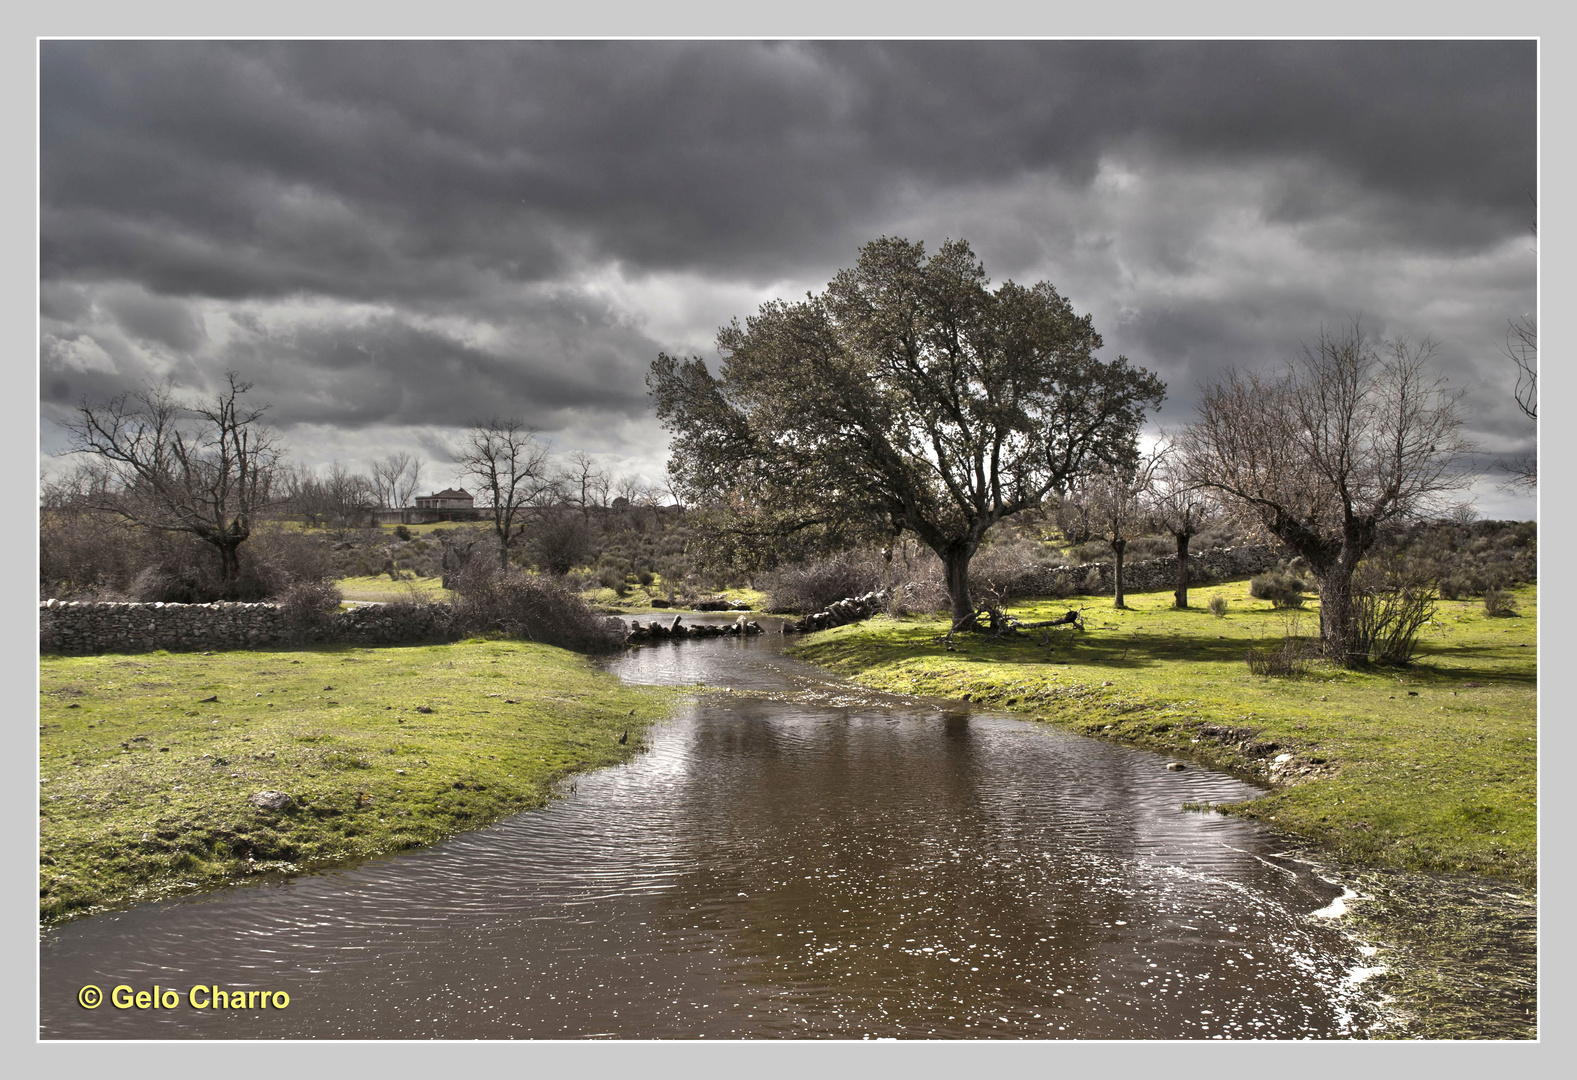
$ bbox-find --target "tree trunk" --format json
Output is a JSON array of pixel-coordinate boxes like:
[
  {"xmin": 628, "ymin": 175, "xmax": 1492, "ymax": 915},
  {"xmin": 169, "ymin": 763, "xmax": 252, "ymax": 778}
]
[
  {"xmin": 944, "ymin": 545, "xmax": 976, "ymax": 629},
  {"xmin": 215, "ymin": 539, "xmax": 242, "ymax": 583},
  {"xmin": 496, "ymin": 516, "xmax": 511, "ymax": 570},
  {"xmin": 1314, "ymin": 556, "xmax": 1365, "ymax": 667},
  {"xmin": 1112, "ymin": 538, "xmax": 1127, "ymax": 608},
  {"xmin": 1174, "ymin": 532, "xmax": 1191, "ymax": 609}
]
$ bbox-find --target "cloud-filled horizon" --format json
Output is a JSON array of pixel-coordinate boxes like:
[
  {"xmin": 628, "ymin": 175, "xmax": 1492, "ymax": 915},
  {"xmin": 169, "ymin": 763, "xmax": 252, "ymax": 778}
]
[{"xmin": 39, "ymin": 40, "xmax": 1538, "ymax": 517}]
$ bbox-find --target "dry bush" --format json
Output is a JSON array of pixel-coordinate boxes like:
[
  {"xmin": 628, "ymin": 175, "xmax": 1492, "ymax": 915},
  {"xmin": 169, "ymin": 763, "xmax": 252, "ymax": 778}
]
[
  {"xmin": 1250, "ymin": 570, "xmax": 1307, "ymax": 609},
  {"xmin": 968, "ymin": 537, "xmax": 1063, "ymax": 603},
  {"xmin": 1246, "ymin": 616, "xmax": 1318, "ymax": 677},
  {"xmin": 1351, "ymin": 558, "xmax": 1439, "ymax": 664},
  {"xmin": 1245, "ymin": 639, "xmax": 1316, "ymax": 677},
  {"xmin": 450, "ymin": 564, "xmax": 624, "ymax": 652},
  {"xmin": 759, "ymin": 551, "xmax": 885, "ymax": 614},
  {"xmin": 1482, "ymin": 588, "xmax": 1519, "ymax": 618},
  {"xmin": 1208, "ymin": 594, "xmax": 1229, "ymax": 617},
  {"xmin": 276, "ymin": 580, "xmax": 344, "ymax": 645}
]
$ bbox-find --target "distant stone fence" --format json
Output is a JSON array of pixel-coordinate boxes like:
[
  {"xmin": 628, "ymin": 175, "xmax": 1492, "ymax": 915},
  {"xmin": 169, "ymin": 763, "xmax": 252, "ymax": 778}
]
[
  {"xmin": 39, "ymin": 544, "xmax": 1289, "ymax": 655},
  {"xmin": 1007, "ymin": 543, "xmax": 1287, "ymax": 598},
  {"xmin": 39, "ymin": 600, "xmax": 453, "ymax": 655}
]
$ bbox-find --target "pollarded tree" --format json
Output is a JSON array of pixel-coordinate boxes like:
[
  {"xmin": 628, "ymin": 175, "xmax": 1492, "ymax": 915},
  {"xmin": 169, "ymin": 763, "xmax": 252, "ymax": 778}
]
[
  {"xmin": 649, "ymin": 236, "xmax": 1166, "ymax": 628},
  {"xmin": 62, "ymin": 372, "xmax": 283, "ymax": 584},
  {"xmin": 1178, "ymin": 320, "xmax": 1472, "ymax": 665}
]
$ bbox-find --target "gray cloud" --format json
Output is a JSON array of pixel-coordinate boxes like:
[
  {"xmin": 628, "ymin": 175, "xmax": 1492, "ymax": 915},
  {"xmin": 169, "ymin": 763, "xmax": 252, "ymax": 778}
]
[{"xmin": 39, "ymin": 40, "xmax": 1536, "ymax": 515}]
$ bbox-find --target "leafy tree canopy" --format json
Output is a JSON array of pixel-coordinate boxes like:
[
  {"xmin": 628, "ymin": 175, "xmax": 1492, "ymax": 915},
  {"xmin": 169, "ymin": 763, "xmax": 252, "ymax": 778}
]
[{"xmin": 649, "ymin": 236, "xmax": 1166, "ymax": 625}]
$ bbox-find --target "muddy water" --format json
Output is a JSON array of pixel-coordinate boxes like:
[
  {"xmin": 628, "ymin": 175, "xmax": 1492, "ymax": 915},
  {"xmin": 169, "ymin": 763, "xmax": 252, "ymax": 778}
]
[{"xmin": 40, "ymin": 619, "xmax": 1384, "ymax": 1039}]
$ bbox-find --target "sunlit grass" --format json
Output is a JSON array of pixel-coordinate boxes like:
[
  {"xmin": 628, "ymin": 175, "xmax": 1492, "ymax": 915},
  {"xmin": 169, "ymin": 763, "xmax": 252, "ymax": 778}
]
[
  {"xmin": 335, "ymin": 574, "xmax": 453, "ymax": 603},
  {"xmin": 39, "ymin": 641, "xmax": 676, "ymax": 924}
]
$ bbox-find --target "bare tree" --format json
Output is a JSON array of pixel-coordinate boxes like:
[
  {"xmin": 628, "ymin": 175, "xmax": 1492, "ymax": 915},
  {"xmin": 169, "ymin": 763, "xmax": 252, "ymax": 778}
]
[
  {"xmin": 1069, "ymin": 448, "xmax": 1165, "ymax": 608},
  {"xmin": 371, "ymin": 452, "xmax": 424, "ymax": 509},
  {"xmin": 62, "ymin": 372, "xmax": 284, "ymax": 583},
  {"xmin": 562, "ymin": 451, "xmax": 611, "ymax": 520},
  {"xmin": 1502, "ymin": 314, "xmax": 1537, "ymax": 488},
  {"xmin": 1502, "ymin": 196, "xmax": 1536, "ymax": 488},
  {"xmin": 323, "ymin": 462, "xmax": 378, "ymax": 530},
  {"xmin": 454, "ymin": 418, "xmax": 557, "ymax": 569},
  {"xmin": 612, "ymin": 473, "xmax": 645, "ymax": 507},
  {"xmin": 1179, "ymin": 320, "xmax": 1472, "ymax": 665},
  {"xmin": 1149, "ymin": 445, "xmax": 1217, "ymax": 609}
]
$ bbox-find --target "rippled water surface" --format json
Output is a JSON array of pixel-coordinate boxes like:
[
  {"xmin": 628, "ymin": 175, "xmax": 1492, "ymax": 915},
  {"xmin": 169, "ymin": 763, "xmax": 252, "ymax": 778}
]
[{"xmin": 41, "ymin": 620, "xmax": 1383, "ymax": 1038}]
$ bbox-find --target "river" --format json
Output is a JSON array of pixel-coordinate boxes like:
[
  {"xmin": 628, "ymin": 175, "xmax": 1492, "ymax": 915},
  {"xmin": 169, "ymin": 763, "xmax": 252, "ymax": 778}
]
[{"xmin": 39, "ymin": 618, "xmax": 1387, "ymax": 1038}]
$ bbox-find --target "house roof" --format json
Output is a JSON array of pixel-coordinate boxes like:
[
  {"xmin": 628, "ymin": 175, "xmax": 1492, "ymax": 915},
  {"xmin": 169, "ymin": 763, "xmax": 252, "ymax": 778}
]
[{"xmin": 426, "ymin": 488, "xmax": 473, "ymax": 499}]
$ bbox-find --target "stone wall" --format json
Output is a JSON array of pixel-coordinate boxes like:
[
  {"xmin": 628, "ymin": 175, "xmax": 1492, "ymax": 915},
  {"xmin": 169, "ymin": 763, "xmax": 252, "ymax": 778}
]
[
  {"xmin": 39, "ymin": 600, "xmax": 454, "ymax": 655},
  {"xmin": 39, "ymin": 544, "xmax": 1290, "ymax": 655},
  {"xmin": 1013, "ymin": 543, "xmax": 1287, "ymax": 598}
]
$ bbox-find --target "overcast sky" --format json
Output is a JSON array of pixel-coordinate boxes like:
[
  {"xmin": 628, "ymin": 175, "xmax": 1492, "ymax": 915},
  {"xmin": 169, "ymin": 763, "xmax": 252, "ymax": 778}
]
[{"xmin": 38, "ymin": 39, "xmax": 1537, "ymax": 518}]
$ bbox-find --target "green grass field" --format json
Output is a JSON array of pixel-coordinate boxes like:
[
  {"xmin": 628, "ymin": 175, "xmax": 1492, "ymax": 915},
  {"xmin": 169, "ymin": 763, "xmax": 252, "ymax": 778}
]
[
  {"xmin": 792, "ymin": 580, "xmax": 1536, "ymax": 885},
  {"xmin": 336, "ymin": 574, "xmax": 453, "ymax": 603},
  {"xmin": 584, "ymin": 581, "xmax": 770, "ymax": 613},
  {"xmin": 39, "ymin": 640, "xmax": 676, "ymax": 924}
]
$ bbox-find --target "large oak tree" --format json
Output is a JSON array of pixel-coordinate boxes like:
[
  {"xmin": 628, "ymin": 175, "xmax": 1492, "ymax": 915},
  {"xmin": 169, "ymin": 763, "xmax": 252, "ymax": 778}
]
[{"xmin": 649, "ymin": 237, "xmax": 1165, "ymax": 628}]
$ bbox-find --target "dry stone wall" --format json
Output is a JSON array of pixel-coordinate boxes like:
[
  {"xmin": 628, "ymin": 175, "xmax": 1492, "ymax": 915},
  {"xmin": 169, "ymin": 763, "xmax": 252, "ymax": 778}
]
[
  {"xmin": 39, "ymin": 544, "xmax": 1289, "ymax": 655},
  {"xmin": 39, "ymin": 600, "xmax": 453, "ymax": 655},
  {"xmin": 1016, "ymin": 543, "xmax": 1286, "ymax": 598}
]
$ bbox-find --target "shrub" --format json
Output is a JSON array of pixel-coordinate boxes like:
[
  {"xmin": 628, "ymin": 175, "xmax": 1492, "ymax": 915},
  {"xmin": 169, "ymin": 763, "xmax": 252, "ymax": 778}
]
[
  {"xmin": 1080, "ymin": 567, "xmax": 1104, "ymax": 595},
  {"xmin": 1208, "ymin": 594, "xmax": 1229, "ymax": 618},
  {"xmin": 527, "ymin": 513, "xmax": 597, "ymax": 576},
  {"xmin": 1350, "ymin": 557, "xmax": 1440, "ymax": 664},
  {"xmin": 967, "ymin": 538, "xmax": 1060, "ymax": 603},
  {"xmin": 1245, "ymin": 638, "xmax": 1316, "ymax": 677},
  {"xmin": 1246, "ymin": 615, "xmax": 1316, "ymax": 677},
  {"xmin": 759, "ymin": 551, "xmax": 884, "ymax": 614},
  {"xmin": 276, "ymin": 580, "xmax": 344, "ymax": 645},
  {"xmin": 1354, "ymin": 586, "xmax": 1438, "ymax": 664},
  {"xmin": 1483, "ymin": 588, "xmax": 1519, "ymax": 618},
  {"xmin": 393, "ymin": 524, "xmax": 413, "ymax": 541},
  {"xmin": 450, "ymin": 565, "xmax": 624, "ymax": 652},
  {"xmin": 1250, "ymin": 570, "xmax": 1307, "ymax": 609}
]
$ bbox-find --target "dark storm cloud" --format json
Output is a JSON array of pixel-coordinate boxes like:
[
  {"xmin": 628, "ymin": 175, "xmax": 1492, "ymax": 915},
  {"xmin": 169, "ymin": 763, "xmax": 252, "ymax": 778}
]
[
  {"xmin": 38, "ymin": 39, "xmax": 1536, "ymax": 513},
  {"xmin": 42, "ymin": 40, "xmax": 1533, "ymax": 294}
]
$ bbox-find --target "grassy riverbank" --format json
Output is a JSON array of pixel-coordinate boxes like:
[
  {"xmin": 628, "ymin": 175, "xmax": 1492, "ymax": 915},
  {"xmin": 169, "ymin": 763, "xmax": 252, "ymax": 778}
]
[
  {"xmin": 39, "ymin": 640, "xmax": 675, "ymax": 924},
  {"xmin": 791, "ymin": 580, "xmax": 1536, "ymax": 886}
]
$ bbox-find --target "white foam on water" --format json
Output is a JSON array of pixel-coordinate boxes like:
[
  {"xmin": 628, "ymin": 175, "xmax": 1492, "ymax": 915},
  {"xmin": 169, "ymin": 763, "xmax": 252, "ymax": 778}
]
[{"xmin": 1311, "ymin": 886, "xmax": 1358, "ymax": 919}]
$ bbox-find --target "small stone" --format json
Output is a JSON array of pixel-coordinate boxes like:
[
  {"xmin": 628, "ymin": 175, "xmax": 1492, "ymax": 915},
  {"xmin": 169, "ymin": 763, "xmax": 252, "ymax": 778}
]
[
  {"xmin": 1165, "ymin": 762, "xmax": 1186, "ymax": 771},
  {"xmin": 1406, "ymin": 690, "xmax": 1419, "ymax": 696},
  {"xmin": 198, "ymin": 695, "xmax": 219, "ymax": 703},
  {"xmin": 249, "ymin": 790, "xmax": 294, "ymax": 811},
  {"xmin": 1273, "ymin": 753, "xmax": 1292, "ymax": 764},
  {"xmin": 416, "ymin": 705, "xmax": 433, "ymax": 714}
]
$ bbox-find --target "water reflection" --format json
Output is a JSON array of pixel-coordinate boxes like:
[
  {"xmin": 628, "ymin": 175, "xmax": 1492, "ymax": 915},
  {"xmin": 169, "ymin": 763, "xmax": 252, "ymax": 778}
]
[{"xmin": 40, "ymin": 626, "xmax": 1380, "ymax": 1039}]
